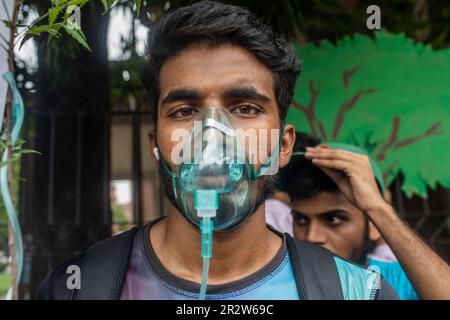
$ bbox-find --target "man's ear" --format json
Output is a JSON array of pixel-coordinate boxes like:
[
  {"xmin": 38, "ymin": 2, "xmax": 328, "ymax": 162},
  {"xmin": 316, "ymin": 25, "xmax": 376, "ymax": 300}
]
[
  {"xmin": 368, "ymin": 221, "xmax": 382, "ymax": 242},
  {"xmin": 279, "ymin": 124, "xmax": 295, "ymax": 168},
  {"xmin": 148, "ymin": 131, "xmax": 159, "ymax": 162}
]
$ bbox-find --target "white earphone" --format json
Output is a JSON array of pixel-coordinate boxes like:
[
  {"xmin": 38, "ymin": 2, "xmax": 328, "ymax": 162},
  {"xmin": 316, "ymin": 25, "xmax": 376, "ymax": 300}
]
[{"xmin": 153, "ymin": 147, "xmax": 160, "ymax": 160}]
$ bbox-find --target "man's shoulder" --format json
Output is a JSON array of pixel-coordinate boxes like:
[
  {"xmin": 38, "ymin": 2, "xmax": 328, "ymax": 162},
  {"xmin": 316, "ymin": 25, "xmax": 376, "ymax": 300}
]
[
  {"xmin": 286, "ymin": 236, "xmax": 398, "ymax": 300},
  {"xmin": 333, "ymin": 256, "xmax": 399, "ymax": 300},
  {"xmin": 368, "ymin": 258, "xmax": 419, "ymax": 300},
  {"xmin": 34, "ymin": 227, "xmax": 139, "ymax": 300},
  {"xmin": 34, "ymin": 251, "xmax": 85, "ymax": 300}
]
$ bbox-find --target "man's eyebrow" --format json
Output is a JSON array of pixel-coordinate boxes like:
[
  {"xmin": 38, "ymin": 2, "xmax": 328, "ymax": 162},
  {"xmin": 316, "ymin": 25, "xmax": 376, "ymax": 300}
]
[
  {"xmin": 161, "ymin": 88, "xmax": 200, "ymax": 106},
  {"xmin": 291, "ymin": 209, "xmax": 347, "ymax": 217},
  {"xmin": 223, "ymin": 86, "xmax": 271, "ymax": 103},
  {"xmin": 291, "ymin": 209, "xmax": 308, "ymax": 217},
  {"xmin": 319, "ymin": 209, "xmax": 348, "ymax": 216}
]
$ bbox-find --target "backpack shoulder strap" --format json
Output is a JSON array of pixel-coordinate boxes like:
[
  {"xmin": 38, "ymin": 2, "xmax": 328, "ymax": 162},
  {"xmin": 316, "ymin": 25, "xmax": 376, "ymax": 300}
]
[
  {"xmin": 34, "ymin": 252, "xmax": 85, "ymax": 300},
  {"xmin": 74, "ymin": 227, "xmax": 139, "ymax": 300},
  {"xmin": 286, "ymin": 234, "xmax": 344, "ymax": 300}
]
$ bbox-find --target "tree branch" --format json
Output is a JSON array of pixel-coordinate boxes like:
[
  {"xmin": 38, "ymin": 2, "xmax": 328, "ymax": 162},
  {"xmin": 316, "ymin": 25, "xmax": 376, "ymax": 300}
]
[
  {"xmin": 376, "ymin": 116, "xmax": 400, "ymax": 161},
  {"xmin": 394, "ymin": 123, "xmax": 441, "ymax": 149},
  {"xmin": 293, "ymin": 28, "xmax": 307, "ymax": 47},
  {"xmin": 292, "ymin": 99, "xmax": 318, "ymax": 138},
  {"xmin": 332, "ymin": 88, "xmax": 376, "ymax": 140},
  {"xmin": 343, "ymin": 65, "xmax": 360, "ymax": 89},
  {"xmin": 376, "ymin": 117, "xmax": 442, "ymax": 161},
  {"xmin": 6, "ymin": 3, "xmax": 18, "ymax": 73},
  {"xmin": 291, "ymin": 80, "xmax": 322, "ymax": 138},
  {"xmin": 291, "ymin": 99, "xmax": 307, "ymax": 113}
]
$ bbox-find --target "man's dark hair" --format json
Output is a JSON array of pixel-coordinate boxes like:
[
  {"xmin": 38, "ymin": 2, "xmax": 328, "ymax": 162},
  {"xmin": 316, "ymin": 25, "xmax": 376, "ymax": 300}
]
[
  {"xmin": 283, "ymin": 133, "xmax": 372, "ymax": 264},
  {"xmin": 279, "ymin": 132, "xmax": 339, "ymax": 199},
  {"xmin": 141, "ymin": 0, "xmax": 302, "ymax": 125}
]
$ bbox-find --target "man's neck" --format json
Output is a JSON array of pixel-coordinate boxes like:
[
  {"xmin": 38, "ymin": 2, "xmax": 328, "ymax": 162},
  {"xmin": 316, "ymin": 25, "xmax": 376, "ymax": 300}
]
[{"xmin": 149, "ymin": 205, "xmax": 282, "ymax": 285}]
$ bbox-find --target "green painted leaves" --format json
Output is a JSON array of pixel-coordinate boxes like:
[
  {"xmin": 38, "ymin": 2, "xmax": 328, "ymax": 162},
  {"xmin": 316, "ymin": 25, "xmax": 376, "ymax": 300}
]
[{"xmin": 287, "ymin": 31, "xmax": 450, "ymax": 198}]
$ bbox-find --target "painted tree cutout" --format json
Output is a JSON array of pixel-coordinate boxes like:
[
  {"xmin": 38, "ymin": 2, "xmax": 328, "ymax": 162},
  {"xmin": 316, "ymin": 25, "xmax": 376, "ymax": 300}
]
[
  {"xmin": 332, "ymin": 65, "xmax": 376, "ymax": 140},
  {"xmin": 292, "ymin": 65, "xmax": 376, "ymax": 141},
  {"xmin": 287, "ymin": 31, "xmax": 450, "ymax": 198},
  {"xmin": 376, "ymin": 116, "xmax": 442, "ymax": 161}
]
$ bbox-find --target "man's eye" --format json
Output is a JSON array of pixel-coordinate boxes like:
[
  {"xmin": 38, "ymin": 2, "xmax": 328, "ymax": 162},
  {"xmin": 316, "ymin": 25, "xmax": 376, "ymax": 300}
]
[
  {"xmin": 230, "ymin": 104, "xmax": 262, "ymax": 116},
  {"xmin": 170, "ymin": 107, "xmax": 197, "ymax": 119},
  {"xmin": 293, "ymin": 214, "xmax": 309, "ymax": 226},
  {"xmin": 325, "ymin": 215, "xmax": 343, "ymax": 226}
]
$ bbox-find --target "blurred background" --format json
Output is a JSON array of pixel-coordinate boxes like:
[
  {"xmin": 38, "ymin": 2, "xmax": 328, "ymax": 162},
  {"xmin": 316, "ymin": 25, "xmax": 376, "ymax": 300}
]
[{"xmin": 0, "ymin": 0, "xmax": 449, "ymax": 299}]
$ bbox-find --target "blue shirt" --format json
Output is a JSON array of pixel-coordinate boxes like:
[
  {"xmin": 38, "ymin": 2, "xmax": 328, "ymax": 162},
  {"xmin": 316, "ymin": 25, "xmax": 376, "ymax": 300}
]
[
  {"xmin": 120, "ymin": 225, "xmax": 299, "ymax": 300},
  {"xmin": 120, "ymin": 223, "xmax": 395, "ymax": 300},
  {"xmin": 368, "ymin": 258, "xmax": 419, "ymax": 300}
]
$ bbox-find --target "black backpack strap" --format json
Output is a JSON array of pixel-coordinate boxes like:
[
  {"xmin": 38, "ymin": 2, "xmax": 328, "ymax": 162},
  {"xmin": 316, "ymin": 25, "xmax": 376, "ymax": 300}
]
[
  {"xmin": 34, "ymin": 252, "xmax": 85, "ymax": 300},
  {"xmin": 74, "ymin": 227, "xmax": 139, "ymax": 300},
  {"xmin": 286, "ymin": 234, "xmax": 344, "ymax": 300}
]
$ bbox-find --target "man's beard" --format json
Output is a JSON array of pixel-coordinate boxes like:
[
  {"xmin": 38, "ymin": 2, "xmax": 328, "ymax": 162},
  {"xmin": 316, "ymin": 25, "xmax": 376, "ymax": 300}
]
[
  {"xmin": 355, "ymin": 217, "xmax": 374, "ymax": 265},
  {"xmin": 158, "ymin": 161, "xmax": 277, "ymax": 229}
]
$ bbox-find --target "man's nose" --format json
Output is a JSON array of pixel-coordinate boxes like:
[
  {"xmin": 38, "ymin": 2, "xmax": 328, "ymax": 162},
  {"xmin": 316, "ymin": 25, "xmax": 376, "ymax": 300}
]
[
  {"xmin": 203, "ymin": 98, "xmax": 223, "ymax": 109},
  {"xmin": 305, "ymin": 221, "xmax": 327, "ymax": 246}
]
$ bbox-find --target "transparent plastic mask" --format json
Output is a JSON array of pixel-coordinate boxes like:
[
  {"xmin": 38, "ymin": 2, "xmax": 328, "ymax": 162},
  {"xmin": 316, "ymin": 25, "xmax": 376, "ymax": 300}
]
[{"xmin": 172, "ymin": 106, "xmax": 258, "ymax": 231}]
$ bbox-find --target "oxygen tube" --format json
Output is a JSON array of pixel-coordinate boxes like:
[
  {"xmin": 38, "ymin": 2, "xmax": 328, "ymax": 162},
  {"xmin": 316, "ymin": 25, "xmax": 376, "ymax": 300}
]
[
  {"xmin": 194, "ymin": 189, "xmax": 218, "ymax": 300},
  {"xmin": 158, "ymin": 107, "xmax": 284, "ymax": 299},
  {"xmin": 1, "ymin": 72, "xmax": 25, "ymax": 300},
  {"xmin": 157, "ymin": 151, "xmax": 218, "ymax": 300}
]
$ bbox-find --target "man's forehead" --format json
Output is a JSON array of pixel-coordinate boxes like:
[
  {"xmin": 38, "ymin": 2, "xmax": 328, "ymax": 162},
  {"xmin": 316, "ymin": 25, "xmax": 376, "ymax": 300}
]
[
  {"xmin": 293, "ymin": 192, "xmax": 355, "ymax": 215},
  {"xmin": 158, "ymin": 44, "xmax": 274, "ymax": 98}
]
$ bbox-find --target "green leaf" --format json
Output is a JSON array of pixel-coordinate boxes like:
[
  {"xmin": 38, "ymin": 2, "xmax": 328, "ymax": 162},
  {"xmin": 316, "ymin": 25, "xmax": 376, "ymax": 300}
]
[
  {"xmin": 63, "ymin": 18, "xmax": 91, "ymax": 52},
  {"xmin": 48, "ymin": 6, "xmax": 63, "ymax": 27},
  {"xmin": 101, "ymin": 0, "xmax": 117, "ymax": 14},
  {"xmin": 51, "ymin": 0, "xmax": 68, "ymax": 6},
  {"xmin": 0, "ymin": 155, "xmax": 21, "ymax": 168},
  {"xmin": 27, "ymin": 24, "xmax": 58, "ymax": 35},
  {"xmin": 401, "ymin": 173, "xmax": 428, "ymax": 199},
  {"xmin": 0, "ymin": 139, "xmax": 7, "ymax": 149},
  {"xmin": 64, "ymin": 0, "xmax": 90, "ymax": 18},
  {"xmin": 21, "ymin": 24, "xmax": 62, "ymax": 50},
  {"xmin": 101, "ymin": 0, "xmax": 108, "ymax": 12},
  {"xmin": 46, "ymin": 23, "xmax": 64, "ymax": 45},
  {"xmin": 135, "ymin": 0, "xmax": 142, "ymax": 16},
  {"xmin": 64, "ymin": 4, "xmax": 79, "ymax": 20},
  {"xmin": 18, "ymin": 149, "xmax": 41, "ymax": 155},
  {"xmin": 1, "ymin": 20, "xmax": 13, "ymax": 29}
]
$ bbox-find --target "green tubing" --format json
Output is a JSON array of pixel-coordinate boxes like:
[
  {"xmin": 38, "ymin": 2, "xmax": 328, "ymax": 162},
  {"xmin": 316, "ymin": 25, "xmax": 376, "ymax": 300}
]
[{"xmin": 1, "ymin": 71, "xmax": 25, "ymax": 298}]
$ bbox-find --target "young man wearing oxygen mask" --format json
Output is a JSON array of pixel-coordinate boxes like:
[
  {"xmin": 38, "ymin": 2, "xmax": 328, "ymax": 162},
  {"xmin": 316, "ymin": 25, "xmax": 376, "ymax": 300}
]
[{"xmin": 35, "ymin": 0, "xmax": 398, "ymax": 300}]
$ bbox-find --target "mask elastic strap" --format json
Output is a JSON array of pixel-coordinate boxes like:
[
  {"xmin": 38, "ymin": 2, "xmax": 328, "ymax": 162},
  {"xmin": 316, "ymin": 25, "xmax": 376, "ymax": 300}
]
[
  {"xmin": 157, "ymin": 147, "xmax": 179, "ymax": 200},
  {"xmin": 255, "ymin": 122, "xmax": 285, "ymax": 178}
]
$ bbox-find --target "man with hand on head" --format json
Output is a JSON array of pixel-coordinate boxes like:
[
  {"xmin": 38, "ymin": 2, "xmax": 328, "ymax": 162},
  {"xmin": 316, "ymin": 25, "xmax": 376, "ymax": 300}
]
[{"xmin": 284, "ymin": 142, "xmax": 450, "ymax": 299}]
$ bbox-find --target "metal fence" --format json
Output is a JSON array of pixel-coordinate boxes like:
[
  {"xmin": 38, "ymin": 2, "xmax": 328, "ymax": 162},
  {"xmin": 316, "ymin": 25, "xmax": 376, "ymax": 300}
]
[{"xmin": 392, "ymin": 178, "xmax": 450, "ymax": 262}]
